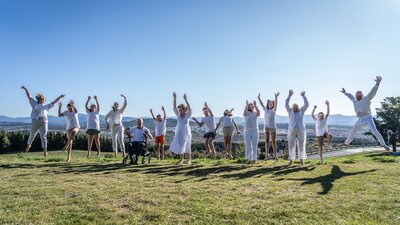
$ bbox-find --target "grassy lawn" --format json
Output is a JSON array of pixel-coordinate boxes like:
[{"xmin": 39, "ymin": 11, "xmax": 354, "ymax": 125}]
[{"xmin": 0, "ymin": 150, "xmax": 399, "ymax": 225}]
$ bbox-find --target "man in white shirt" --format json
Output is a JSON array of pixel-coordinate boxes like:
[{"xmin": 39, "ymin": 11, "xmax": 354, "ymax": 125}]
[
  {"xmin": 125, "ymin": 118, "xmax": 153, "ymax": 165},
  {"xmin": 193, "ymin": 102, "xmax": 216, "ymax": 157},
  {"xmin": 285, "ymin": 90, "xmax": 309, "ymax": 166},
  {"xmin": 105, "ymin": 94, "xmax": 128, "ymax": 157},
  {"xmin": 150, "ymin": 106, "xmax": 167, "ymax": 160},
  {"xmin": 340, "ymin": 76, "xmax": 390, "ymax": 151}
]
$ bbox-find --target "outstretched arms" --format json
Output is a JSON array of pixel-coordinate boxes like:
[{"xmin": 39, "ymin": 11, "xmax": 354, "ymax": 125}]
[
  {"xmin": 58, "ymin": 102, "xmax": 64, "ymax": 117},
  {"xmin": 300, "ymin": 91, "xmax": 309, "ymax": 112},
  {"xmin": 285, "ymin": 90, "xmax": 293, "ymax": 112},
  {"xmin": 192, "ymin": 117, "xmax": 204, "ymax": 127},
  {"xmin": 233, "ymin": 120, "xmax": 240, "ymax": 134},
  {"xmin": 50, "ymin": 94, "xmax": 65, "ymax": 106},
  {"xmin": 20, "ymin": 85, "xmax": 32, "ymax": 100},
  {"xmin": 257, "ymin": 94, "xmax": 266, "ymax": 109},
  {"xmin": 150, "ymin": 108, "xmax": 156, "ymax": 120},
  {"xmin": 325, "ymin": 100, "xmax": 330, "ymax": 118},
  {"xmin": 214, "ymin": 122, "xmax": 221, "ymax": 133},
  {"xmin": 120, "ymin": 94, "xmax": 127, "ymax": 113},
  {"xmin": 274, "ymin": 91, "xmax": 280, "ymax": 112},
  {"xmin": 340, "ymin": 88, "xmax": 356, "ymax": 102},
  {"xmin": 311, "ymin": 105, "xmax": 317, "ymax": 120},
  {"xmin": 365, "ymin": 76, "xmax": 382, "ymax": 101}
]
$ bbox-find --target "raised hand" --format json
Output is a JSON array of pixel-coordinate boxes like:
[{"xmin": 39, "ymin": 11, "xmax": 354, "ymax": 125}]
[
  {"xmin": 150, "ymin": 108, "xmax": 153, "ymax": 113},
  {"xmin": 289, "ymin": 90, "xmax": 294, "ymax": 96},
  {"xmin": 93, "ymin": 95, "xmax": 97, "ymax": 100},
  {"xmin": 246, "ymin": 100, "xmax": 249, "ymax": 105},
  {"xmin": 253, "ymin": 100, "xmax": 257, "ymax": 106},
  {"xmin": 375, "ymin": 76, "xmax": 382, "ymax": 85},
  {"xmin": 314, "ymin": 105, "xmax": 317, "ymax": 109},
  {"xmin": 58, "ymin": 102, "xmax": 63, "ymax": 107},
  {"xmin": 183, "ymin": 93, "xmax": 187, "ymax": 100},
  {"xmin": 120, "ymin": 94, "xmax": 126, "ymax": 98},
  {"xmin": 275, "ymin": 91, "xmax": 280, "ymax": 97},
  {"xmin": 204, "ymin": 102, "xmax": 208, "ymax": 107},
  {"xmin": 340, "ymin": 88, "xmax": 346, "ymax": 94},
  {"xmin": 258, "ymin": 93, "xmax": 261, "ymax": 99},
  {"xmin": 173, "ymin": 92, "xmax": 177, "ymax": 98},
  {"xmin": 69, "ymin": 100, "xmax": 75, "ymax": 105},
  {"xmin": 88, "ymin": 96, "xmax": 91, "ymax": 100},
  {"xmin": 325, "ymin": 100, "xmax": 329, "ymax": 105},
  {"xmin": 20, "ymin": 85, "xmax": 27, "ymax": 90},
  {"xmin": 59, "ymin": 94, "xmax": 66, "ymax": 99},
  {"xmin": 161, "ymin": 106, "xmax": 165, "ymax": 111},
  {"xmin": 300, "ymin": 91, "xmax": 305, "ymax": 96}
]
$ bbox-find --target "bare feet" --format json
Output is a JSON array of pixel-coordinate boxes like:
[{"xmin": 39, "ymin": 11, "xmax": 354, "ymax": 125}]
[
  {"xmin": 384, "ymin": 146, "xmax": 391, "ymax": 151},
  {"xmin": 300, "ymin": 159, "xmax": 304, "ymax": 167},
  {"xmin": 87, "ymin": 152, "xmax": 91, "ymax": 158},
  {"xmin": 288, "ymin": 160, "xmax": 293, "ymax": 166},
  {"xmin": 187, "ymin": 161, "xmax": 192, "ymax": 165},
  {"xmin": 339, "ymin": 143, "xmax": 348, "ymax": 148},
  {"xmin": 25, "ymin": 147, "xmax": 30, "ymax": 153},
  {"xmin": 177, "ymin": 160, "xmax": 184, "ymax": 165},
  {"xmin": 43, "ymin": 150, "xmax": 48, "ymax": 157}
]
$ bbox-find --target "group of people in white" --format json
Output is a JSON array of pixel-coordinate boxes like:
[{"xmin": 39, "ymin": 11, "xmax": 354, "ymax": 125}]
[{"xmin": 20, "ymin": 76, "xmax": 391, "ymax": 165}]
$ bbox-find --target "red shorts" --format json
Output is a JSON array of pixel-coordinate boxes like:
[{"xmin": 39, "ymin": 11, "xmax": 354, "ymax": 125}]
[{"xmin": 155, "ymin": 135, "xmax": 165, "ymax": 145}]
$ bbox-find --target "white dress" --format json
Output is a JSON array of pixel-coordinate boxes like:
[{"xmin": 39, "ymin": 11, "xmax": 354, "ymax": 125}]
[{"xmin": 169, "ymin": 108, "xmax": 192, "ymax": 155}]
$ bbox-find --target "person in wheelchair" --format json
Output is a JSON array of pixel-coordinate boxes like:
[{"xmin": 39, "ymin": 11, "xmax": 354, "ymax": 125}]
[{"xmin": 124, "ymin": 118, "xmax": 153, "ymax": 165}]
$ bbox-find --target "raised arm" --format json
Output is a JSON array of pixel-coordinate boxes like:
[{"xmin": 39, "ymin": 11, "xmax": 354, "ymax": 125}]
[
  {"xmin": 120, "ymin": 94, "xmax": 127, "ymax": 113},
  {"xmin": 300, "ymin": 91, "xmax": 309, "ymax": 112},
  {"xmin": 183, "ymin": 94, "xmax": 191, "ymax": 110},
  {"xmin": 365, "ymin": 76, "xmax": 382, "ymax": 101},
  {"xmin": 150, "ymin": 109, "xmax": 157, "ymax": 120},
  {"xmin": 173, "ymin": 92, "xmax": 177, "ymax": 109},
  {"xmin": 50, "ymin": 94, "xmax": 66, "ymax": 106},
  {"xmin": 274, "ymin": 91, "xmax": 280, "ymax": 112},
  {"xmin": 285, "ymin": 90, "xmax": 294, "ymax": 112},
  {"xmin": 204, "ymin": 102, "xmax": 213, "ymax": 117},
  {"xmin": 58, "ymin": 102, "xmax": 64, "ymax": 117},
  {"xmin": 341, "ymin": 88, "xmax": 356, "ymax": 102},
  {"xmin": 85, "ymin": 96, "xmax": 91, "ymax": 112},
  {"xmin": 254, "ymin": 100, "xmax": 260, "ymax": 117},
  {"xmin": 20, "ymin": 85, "xmax": 32, "ymax": 100},
  {"xmin": 325, "ymin": 100, "xmax": 330, "ymax": 118},
  {"xmin": 94, "ymin": 95, "xmax": 100, "ymax": 112},
  {"xmin": 243, "ymin": 100, "xmax": 249, "ymax": 117},
  {"xmin": 257, "ymin": 94, "xmax": 266, "ymax": 109},
  {"xmin": 162, "ymin": 106, "xmax": 166, "ymax": 120},
  {"xmin": 70, "ymin": 100, "xmax": 78, "ymax": 113},
  {"xmin": 311, "ymin": 105, "xmax": 317, "ymax": 120}
]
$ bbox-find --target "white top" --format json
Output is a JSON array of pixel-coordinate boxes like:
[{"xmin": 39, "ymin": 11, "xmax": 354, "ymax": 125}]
[
  {"xmin": 29, "ymin": 98, "xmax": 54, "ymax": 121},
  {"xmin": 314, "ymin": 117, "xmax": 328, "ymax": 136},
  {"xmin": 201, "ymin": 116, "xmax": 216, "ymax": 133},
  {"xmin": 345, "ymin": 84, "xmax": 379, "ymax": 118},
  {"xmin": 169, "ymin": 108, "xmax": 192, "ymax": 155},
  {"xmin": 129, "ymin": 126, "xmax": 150, "ymax": 142},
  {"xmin": 62, "ymin": 110, "xmax": 80, "ymax": 131},
  {"xmin": 105, "ymin": 109, "xmax": 124, "ymax": 126},
  {"xmin": 219, "ymin": 116, "xmax": 234, "ymax": 127},
  {"xmin": 285, "ymin": 95, "xmax": 309, "ymax": 131},
  {"xmin": 87, "ymin": 111, "xmax": 100, "ymax": 130},
  {"xmin": 262, "ymin": 108, "xmax": 276, "ymax": 129},
  {"xmin": 244, "ymin": 111, "xmax": 259, "ymax": 133},
  {"xmin": 154, "ymin": 120, "xmax": 167, "ymax": 137}
]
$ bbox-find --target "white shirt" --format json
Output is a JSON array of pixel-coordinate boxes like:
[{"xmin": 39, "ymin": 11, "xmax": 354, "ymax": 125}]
[
  {"xmin": 87, "ymin": 111, "xmax": 100, "ymax": 130},
  {"xmin": 263, "ymin": 108, "xmax": 276, "ymax": 129},
  {"xmin": 314, "ymin": 117, "xmax": 328, "ymax": 136},
  {"xmin": 29, "ymin": 98, "xmax": 54, "ymax": 121},
  {"xmin": 63, "ymin": 110, "xmax": 80, "ymax": 130},
  {"xmin": 154, "ymin": 120, "xmax": 167, "ymax": 137},
  {"xmin": 345, "ymin": 84, "xmax": 379, "ymax": 118},
  {"xmin": 129, "ymin": 126, "xmax": 150, "ymax": 142},
  {"xmin": 244, "ymin": 111, "xmax": 259, "ymax": 133},
  {"xmin": 285, "ymin": 96, "xmax": 309, "ymax": 131},
  {"xmin": 201, "ymin": 116, "xmax": 216, "ymax": 132},
  {"xmin": 105, "ymin": 109, "xmax": 124, "ymax": 126},
  {"xmin": 219, "ymin": 116, "xmax": 234, "ymax": 127}
]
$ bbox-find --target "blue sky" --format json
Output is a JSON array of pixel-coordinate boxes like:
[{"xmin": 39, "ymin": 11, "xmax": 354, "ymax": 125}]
[{"xmin": 0, "ymin": 0, "xmax": 399, "ymax": 118}]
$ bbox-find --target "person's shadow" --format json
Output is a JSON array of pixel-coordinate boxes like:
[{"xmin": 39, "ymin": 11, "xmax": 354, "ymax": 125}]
[{"xmin": 278, "ymin": 165, "xmax": 377, "ymax": 195}]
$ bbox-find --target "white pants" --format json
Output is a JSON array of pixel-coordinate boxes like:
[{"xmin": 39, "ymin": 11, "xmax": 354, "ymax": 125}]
[
  {"xmin": 28, "ymin": 119, "xmax": 48, "ymax": 149},
  {"xmin": 245, "ymin": 131, "xmax": 259, "ymax": 161},
  {"xmin": 287, "ymin": 128, "xmax": 307, "ymax": 160},
  {"xmin": 345, "ymin": 115, "xmax": 388, "ymax": 147},
  {"xmin": 111, "ymin": 125, "xmax": 125, "ymax": 153}
]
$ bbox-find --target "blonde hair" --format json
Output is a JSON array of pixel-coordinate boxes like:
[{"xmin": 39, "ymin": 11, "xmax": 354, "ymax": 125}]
[
  {"xmin": 35, "ymin": 94, "xmax": 46, "ymax": 102},
  {"xmin": 178, "ymin": 104, "xmax": 188, "ymax": 111}
]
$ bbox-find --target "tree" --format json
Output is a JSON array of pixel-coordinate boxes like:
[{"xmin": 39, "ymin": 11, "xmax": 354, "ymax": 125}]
[{"xmin": 375, "ymin": 97, "xmax": 400, "ymax": 152}]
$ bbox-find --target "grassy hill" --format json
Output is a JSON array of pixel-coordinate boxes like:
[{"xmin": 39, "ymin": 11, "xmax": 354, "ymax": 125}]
[{"xmin": 0, "ymin": 151, "xmax": 399, "ymax": 224}]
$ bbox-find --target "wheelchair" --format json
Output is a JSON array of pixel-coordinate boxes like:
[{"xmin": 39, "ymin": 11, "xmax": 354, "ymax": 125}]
[{"xmin": 123, "ymin": 140, "xmax": 151, "ymax": 165}]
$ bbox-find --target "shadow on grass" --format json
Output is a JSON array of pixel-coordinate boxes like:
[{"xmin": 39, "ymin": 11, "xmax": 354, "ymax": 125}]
[{"xmin": 277, "ymin": 165, "xmax": 377, "ymax": 195}]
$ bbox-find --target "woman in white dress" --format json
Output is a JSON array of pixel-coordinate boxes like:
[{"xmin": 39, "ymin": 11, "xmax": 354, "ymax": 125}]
[
  {"xmin": 21, "ymin": 85, "xmax": 65, "ymax": 156},
  {"xmin": 258, "ymin": 92, "xmax": 280, "ymax": 160},
  {"xmin": 243, "ymin": 100, "xmax": 261, "ymax": 164},
  {"xmin": 85, "ymin": 96, "xmax": 101, "ymax": 157},
  {"xmin": 169, "ymin": 92, "xmax": 193, "ymax": 165},
  {"xmin": 58, "ymin": 100, "xmax": 80, "ymax": 162}
]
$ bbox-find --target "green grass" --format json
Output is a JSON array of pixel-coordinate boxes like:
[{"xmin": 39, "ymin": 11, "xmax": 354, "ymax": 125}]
[{"xmin": 0, "ymin": 150, "xmax": 399, "ymax": 225}]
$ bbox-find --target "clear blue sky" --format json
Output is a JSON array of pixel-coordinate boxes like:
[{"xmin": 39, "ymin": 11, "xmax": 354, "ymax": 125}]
[{"xmin": 1, "ymin": 0, "xmax": 399, "ymax": 118}]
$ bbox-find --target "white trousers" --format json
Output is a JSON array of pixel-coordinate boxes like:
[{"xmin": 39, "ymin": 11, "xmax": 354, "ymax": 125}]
[
  {"xmin": 287, "ymin": 128, "xmax": 307, "ymax": 160},
  {"xmin": 28, "ymin": 119, "xmax": 48, "ymax": 148},
  {"xmin": 245, "ymin": 131, "xmax": 259, "ymax": 161},
  {"xmin": 345, "ymin": 115, "xmax": 388, "ymax": 147},
  {"xmin": 111, "ymin": 125, "xmax": 125, "ymax": 153}
]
